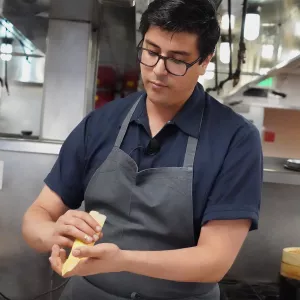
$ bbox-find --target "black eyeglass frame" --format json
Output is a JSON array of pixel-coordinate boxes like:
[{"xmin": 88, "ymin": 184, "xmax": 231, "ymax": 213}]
[{"xmin": 136, "ymin": 40, "xmax": 202, "ymax": 76}]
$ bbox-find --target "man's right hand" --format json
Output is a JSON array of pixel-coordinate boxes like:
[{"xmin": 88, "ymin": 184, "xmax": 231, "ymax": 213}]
[
  {"xmin": 22, "ymin": 186, "xmax": 103, "ymax": 253},
  {"xmin": 49, "ymin": 210, "xmax": 103, "ymax": 249}
]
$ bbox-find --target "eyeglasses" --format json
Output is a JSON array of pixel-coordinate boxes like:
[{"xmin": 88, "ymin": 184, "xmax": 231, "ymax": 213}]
[{"xmin": 137, "ymin": 41, "xmax": 202, "ymax": 76}]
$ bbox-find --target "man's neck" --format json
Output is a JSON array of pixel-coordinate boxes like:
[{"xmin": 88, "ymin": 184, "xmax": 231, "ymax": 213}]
[{"xmin": 146, "ymin": 97, "xmax": 187, "ymax": 137}]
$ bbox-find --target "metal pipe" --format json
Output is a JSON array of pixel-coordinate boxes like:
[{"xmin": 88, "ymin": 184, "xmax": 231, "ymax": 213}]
[
  {"xmin": 228, "ymin": 0, "xmax": 233, "ymax": 77},
  {"xmin": 207, "ymin": 0, "xmax": 233, "ymax": 94},
  {"xmin": 212, "ymin": 70, "xmax": 261, "ymax": 76},
  {"xmin": 233, "ymin": 0, "xmax": 248, "ymax": 87},
  {"xmin": 0, "ymin": 52, "xmax": 44, "ymax": 58}
]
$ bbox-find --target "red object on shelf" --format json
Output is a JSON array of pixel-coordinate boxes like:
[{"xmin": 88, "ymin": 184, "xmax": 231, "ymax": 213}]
[
  {"xmin": 97, "ymin": 66, "xmax": 117, "ymax": 89},
  {"xmin": 123, "ymin": 70, "xmax": 139, "ymax": 88},
  {"xmin": 121, "ymin": 70, "xmax": 140, "ymax": 97},
  {"xmin": 95, "ymin": 90, "xmax": 114, "ymax": 109},
  {"xmin": 264, "ymin": 130, "xmax": 276, "ymax": 142}
]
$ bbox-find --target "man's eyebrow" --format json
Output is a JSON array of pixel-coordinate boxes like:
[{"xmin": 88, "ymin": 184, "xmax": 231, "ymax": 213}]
[{"xmin": 144, "ymin": 39, "xmax": 191, "ymax": 56}]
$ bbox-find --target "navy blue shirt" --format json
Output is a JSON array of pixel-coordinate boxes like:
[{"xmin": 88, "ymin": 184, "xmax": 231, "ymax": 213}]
[{"xmin": 45, "ymin": 84, "xmax": 263, "ymax": 239}]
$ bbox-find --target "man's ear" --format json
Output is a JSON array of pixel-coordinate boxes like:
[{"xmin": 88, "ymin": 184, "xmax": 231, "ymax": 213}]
[{"xmin": 198, "ymin": 54, "xmax": 213, "ymax": 75}]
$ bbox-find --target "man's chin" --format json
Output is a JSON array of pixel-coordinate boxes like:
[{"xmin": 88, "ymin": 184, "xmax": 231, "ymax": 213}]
[{"xmin": 146, "ymin": 89, "xmax": 166, "ymax": 100}]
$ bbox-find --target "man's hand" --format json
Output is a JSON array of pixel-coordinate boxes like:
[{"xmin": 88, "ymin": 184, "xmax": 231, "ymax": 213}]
[
  {"xmin": 48, "ymin": 210, "xmax": 103, "ymax": 249},
  {"xmin": 22, "ymin": 186, "xmax": 104, "ymax": 253},
  {"xmin": 49, "ymin": 243, "xmax": 126, "ymax": 277}
]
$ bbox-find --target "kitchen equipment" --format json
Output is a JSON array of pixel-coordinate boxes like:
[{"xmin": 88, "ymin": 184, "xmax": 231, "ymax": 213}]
[
  {"xmin": 280, "ymin": 247, "xmax": 300, "ymax": 300},
  {"xmin": 21, "ymin": 130, "xmax": 33, "ymax": 136},
  {"xmin": 284, "ymin": 159, "xmax": 300, "ymax": 172}
]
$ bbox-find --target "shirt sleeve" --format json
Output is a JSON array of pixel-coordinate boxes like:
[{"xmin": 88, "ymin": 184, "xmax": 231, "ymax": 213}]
[
  {"xmin": 202, "ymin": 125, "xmax": 263, "ymax": 231},
  {"xmin": 44, "ymin": 114, "xmax": 91, "ymax": 209}
]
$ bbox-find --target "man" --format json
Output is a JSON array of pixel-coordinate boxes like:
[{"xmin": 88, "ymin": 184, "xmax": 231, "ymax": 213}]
[{"xmin": 22, "ymin": 0, "xmax": 263, "ymax": 299}]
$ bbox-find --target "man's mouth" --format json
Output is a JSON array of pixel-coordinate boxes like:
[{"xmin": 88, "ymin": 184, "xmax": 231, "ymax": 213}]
[{"xmin": 150, "ymin": 81, "xmax": 168, "ymax": 88}]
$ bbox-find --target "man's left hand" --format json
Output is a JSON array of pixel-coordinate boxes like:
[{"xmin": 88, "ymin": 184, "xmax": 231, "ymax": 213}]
[{"xmin": 49, "ymin": 243, "xmax": 126, "ymax": 277}]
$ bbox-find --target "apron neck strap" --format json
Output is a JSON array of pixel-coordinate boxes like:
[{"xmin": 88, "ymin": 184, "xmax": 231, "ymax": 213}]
[
  {"xmin": 183, "ymin": 136, "xmax": 198, "ymax": 168},
  {"xmin": 183, "ymin": 101, "xmax": 205, "ymax": 168},
  {"xmin": 114, "ymin": 95, "xmax": 144, "ymax": 148}
]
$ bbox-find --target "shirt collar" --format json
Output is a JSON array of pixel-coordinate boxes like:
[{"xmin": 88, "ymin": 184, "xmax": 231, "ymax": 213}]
[
  {"xmin": 131, "ymin": 83, "xmax": 206, "ymax": 138},
  {"xmin": 172, "ymin": 83, "xmax": 206, "ymax": 138}
]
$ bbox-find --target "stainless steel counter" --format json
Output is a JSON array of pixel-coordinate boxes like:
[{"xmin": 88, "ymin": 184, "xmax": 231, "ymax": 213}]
[
  {"xmin": 263, "ymin": 156, "xmax": 300, "ymax": 185},
  {"xmin": 0, "ymin": 137, "xmax": 62, "ymax": 155},
  {"xmin": 1, "ymin": 138, "xmax": 300, "ymax": 185}
]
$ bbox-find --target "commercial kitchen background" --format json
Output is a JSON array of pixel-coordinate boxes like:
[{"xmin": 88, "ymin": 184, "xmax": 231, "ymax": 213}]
[{"xmin": 0, "ymin": 0, "xmax": 299, "ymax": 299}]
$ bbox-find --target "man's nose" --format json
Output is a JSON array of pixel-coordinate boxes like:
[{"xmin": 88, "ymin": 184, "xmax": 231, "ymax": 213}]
[{"xmin": 153, "ymin": 58, "xmax": 168, "ymax": 76}]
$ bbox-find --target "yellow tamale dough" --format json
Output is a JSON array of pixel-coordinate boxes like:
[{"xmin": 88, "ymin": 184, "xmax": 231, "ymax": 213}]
[{"xmin": 61, "ymin": 211, "xmax": 107, "ymax": 276}]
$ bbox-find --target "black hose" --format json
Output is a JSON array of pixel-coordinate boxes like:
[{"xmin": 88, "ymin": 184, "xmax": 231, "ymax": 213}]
[
  {"xmin": 232, "ymin": 0, "xmax": 248, "ymax": 87},
  {"xmin": 228, "ymin": 0, "xmax": 233, "ymax": 77},
  {"xmin": 4, "ymin": 60, "xmax": 9, "ymax": 95},
  {"xmin": 218, "ymin": 0, "xmax": 248, "ymax": 90}
]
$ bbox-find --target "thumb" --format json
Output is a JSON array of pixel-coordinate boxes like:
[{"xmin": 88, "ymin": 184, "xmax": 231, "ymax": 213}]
[{"xmin": 72, "ymin": 243, "xmax": 109, "ymax": 258}]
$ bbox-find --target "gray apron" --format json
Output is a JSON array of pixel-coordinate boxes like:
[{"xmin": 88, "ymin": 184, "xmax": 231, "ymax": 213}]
[{"xmin": 59, "ymin": 94, "xmax": 220, "ymax": 300}]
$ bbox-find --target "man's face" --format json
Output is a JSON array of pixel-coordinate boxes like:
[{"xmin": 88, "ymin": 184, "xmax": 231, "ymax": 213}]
[{"xmin": 140, "ymin": 26, "xmax": 211, "ymax": 107}]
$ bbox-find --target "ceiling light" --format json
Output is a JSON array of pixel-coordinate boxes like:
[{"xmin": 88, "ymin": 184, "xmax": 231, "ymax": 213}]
[
  {"xmin": 0, "ymin": 37, "xmax": 13, "ymax": 61},
  {"xmin": 261, "ymin": 44, "xmax": 274, "ymax": 60},
  {"xmin": 220, "ymin": 42, "xmax": 233, "ymax": 64},
  {"xmin": 0, "ymin": 43, "xmax": 12, "ymax": 54},
  {"xmin": 294, "ymin": 22, "xmax": 300, "ymax": 37},
  {"xmin": 204, "ymin": 62, "xmax": 215, "ymax": 80},
  {"xmin": 221, "ymin": 14, "xmax": 235, "ymax": 31},
  {"xmin": 244, "ymin": 13, "xmax": 260, "ymax": 41},
  {"xmin": 0, "ymin": 54, "xmax": 12, "ymax": 61}
]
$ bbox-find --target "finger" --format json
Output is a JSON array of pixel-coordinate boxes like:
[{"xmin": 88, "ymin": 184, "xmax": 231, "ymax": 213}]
[
  {"xmin": 67, "ymin": 217, "xmax": 100, "ymax": 242},
  {"xmin": 51, "ymin": 244, "xmax": 60, "ymax": 260},
  {"xmin": 71, "ymin": 211, "xmax": 103, "ymax": 233},
  {"xmin": 72, "ymin": 244, "xmax": 106, "ymax": 258},
  {"xmin": 59, "ymin": 248, "xmax": 67, "ymax": 264},
  {"xmin": 56, "ymin": 236, "xmax": 74, "ymax": 248},
  {"xmin": 49, "ymin": 256, "xmax": 61, "ymax": 274},
  {"xmin": 49, "ymin": 245, "xmax": 63, "ymax": 275},
  {"xmin": 59, "ymin": 225, "xmax": 94, "ymax": 244}
]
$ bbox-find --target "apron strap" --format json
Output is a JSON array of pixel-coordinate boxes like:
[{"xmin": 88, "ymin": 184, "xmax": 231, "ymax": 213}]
[
  {"xmin": 114, "ymin": 94, "xmax": 144, "ymax": 148},
  {"xmin": 183, "ymin": 136, "xmax": 198, "ymax": 168},
  {"xmin": 183, "ymin": 100, "xmax": 206, "ymax": 168}
]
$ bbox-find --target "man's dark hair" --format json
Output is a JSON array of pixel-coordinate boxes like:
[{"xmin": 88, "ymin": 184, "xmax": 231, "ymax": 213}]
[{"xmin": 139, "ymin": 0, "xmax": 220, "ymax": 64}]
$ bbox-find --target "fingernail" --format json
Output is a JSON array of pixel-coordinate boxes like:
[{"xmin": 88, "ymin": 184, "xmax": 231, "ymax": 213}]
[
  {"xmin": 73, "ymin": 249, "xmax": 80, "ymax": 256},
  {"xmin": 93, "ymin": 234, "xmax": 99, "ymax": 241},
  {"xmin": 87, "ymin": 236, "xmax": 93, "ymax": 243},
  {"xmin": 96, "ymin": 226, "xmax": 101, "ymax": 232}
]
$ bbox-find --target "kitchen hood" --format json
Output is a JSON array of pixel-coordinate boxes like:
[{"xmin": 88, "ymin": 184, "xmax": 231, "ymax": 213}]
[
  {"xmin": 222, "ymin": 54, "xmax": 300, "ymax": 110},
  {"xmin": 1, "ymin": 0, "xmax": 50, "ymax": 54}
]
